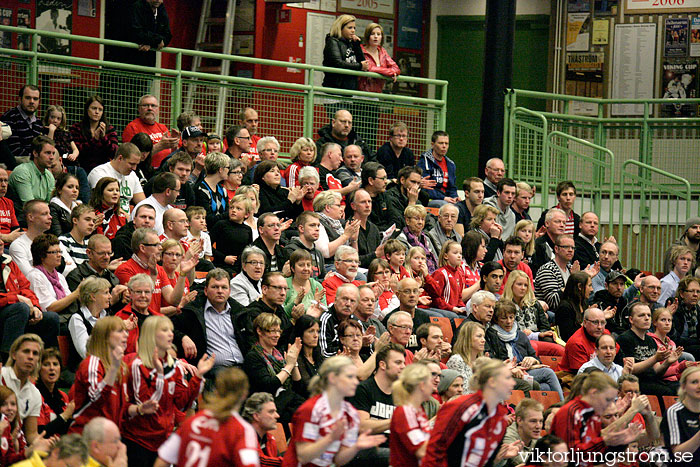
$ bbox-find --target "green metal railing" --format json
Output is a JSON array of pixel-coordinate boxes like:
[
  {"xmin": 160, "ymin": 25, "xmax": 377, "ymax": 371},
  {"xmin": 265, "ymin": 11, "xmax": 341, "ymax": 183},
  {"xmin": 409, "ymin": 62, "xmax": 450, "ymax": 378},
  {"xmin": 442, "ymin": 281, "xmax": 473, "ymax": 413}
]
[
  {"xmin": 618, "ymin": 160, "xmax": 692, "ymax": 272},
  {"xmin": 504, "ymin": 88, "xmax": 700, "ymax": 271},
  {"xmin": 0, "ymin": 25, "xmax": 448, "ymax": 156}
]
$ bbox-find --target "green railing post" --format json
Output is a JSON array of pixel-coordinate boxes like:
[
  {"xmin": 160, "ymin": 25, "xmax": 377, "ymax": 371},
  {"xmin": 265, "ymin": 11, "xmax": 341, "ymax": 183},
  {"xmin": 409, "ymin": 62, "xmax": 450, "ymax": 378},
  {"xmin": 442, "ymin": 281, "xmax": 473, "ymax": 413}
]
[
  {"xmin": 439, "ymin": 83, "xmax": 448, "ymax": 130},
  {"xmin": 173, "ymin": 52, "xmax": 182, "ymax": 128},
  {"xmin": 29, "ymin": 33, "xmax": 38, "ymax": 85},
  {"xmin": 304, "ymin": 69, "xmax": 315, "ymax": 139}
]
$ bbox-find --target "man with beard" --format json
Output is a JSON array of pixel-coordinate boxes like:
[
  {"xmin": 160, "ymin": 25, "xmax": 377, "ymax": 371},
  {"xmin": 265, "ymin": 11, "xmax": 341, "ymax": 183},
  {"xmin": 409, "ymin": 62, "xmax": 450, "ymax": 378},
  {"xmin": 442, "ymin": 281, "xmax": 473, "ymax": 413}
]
[
  {"xmin": 322, "ymin": 246, "xmax": 364, "ymax": 305},
  {"xmin": 663, "ymin": 217, "xmax": 700, "ymax": 274},
  {"xmin": 315, "ymin": 109, "xmax": 372, "ymax": 161},
  {"xmin": 122, "ymin": 95, "xmax": 179, "ymax": 168},
  {"xmin": 1, "ymin": 85, "xmax": 43, "ymax": 165}
]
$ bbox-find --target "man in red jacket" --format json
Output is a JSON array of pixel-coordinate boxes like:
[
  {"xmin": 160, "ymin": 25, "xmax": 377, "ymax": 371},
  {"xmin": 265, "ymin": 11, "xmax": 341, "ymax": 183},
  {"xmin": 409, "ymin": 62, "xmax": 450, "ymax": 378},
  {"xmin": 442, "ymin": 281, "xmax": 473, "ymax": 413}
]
[
  {"xmin": 242, "ymin": 392, "xmax": 283, "ymax": 467},
  {"xmin": 0, "ymin": 239, "xmax": 59, "ymax": 359},
  {"xmin": 559, "ymin": 307, "xmax": 618, "ymax": 373}
]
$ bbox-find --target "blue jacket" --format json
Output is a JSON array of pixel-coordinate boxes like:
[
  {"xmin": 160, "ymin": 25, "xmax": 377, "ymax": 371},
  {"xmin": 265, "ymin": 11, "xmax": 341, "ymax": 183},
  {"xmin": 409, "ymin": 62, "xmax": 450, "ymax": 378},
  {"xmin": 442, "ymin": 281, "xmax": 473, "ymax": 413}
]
[{"xmin": 418, "ymin": 149, "xmax": 458, "ymax": 200}]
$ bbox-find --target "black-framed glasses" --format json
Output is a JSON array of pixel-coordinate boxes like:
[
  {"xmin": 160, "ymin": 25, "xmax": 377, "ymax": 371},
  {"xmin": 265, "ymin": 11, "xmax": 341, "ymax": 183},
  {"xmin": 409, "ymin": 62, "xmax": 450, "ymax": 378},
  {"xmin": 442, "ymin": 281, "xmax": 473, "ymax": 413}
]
[{"xmin": 142, "ymin": 243, "xmax": 160, "ymax": 247}]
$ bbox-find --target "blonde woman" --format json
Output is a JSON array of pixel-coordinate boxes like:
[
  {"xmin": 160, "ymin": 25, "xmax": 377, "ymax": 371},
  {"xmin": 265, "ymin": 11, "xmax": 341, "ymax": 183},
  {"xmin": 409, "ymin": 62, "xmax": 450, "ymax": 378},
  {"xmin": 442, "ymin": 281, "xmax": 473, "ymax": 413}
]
[
  {"xmin": 322, "ymin": 14, "xmax": 369, "ymax": 90},
  {"xmin": 389, "ymin": 363, "xmax": 432, "ymax": 467},
  {"xmin": 235, "ymin": 185, "xmax": 261, "ymax": 241},
  {"xmin": 155, "ymin": 368, "xmax": 260, "ymax": 467},
  {"xmin": 423, "ymin": 358, "xmax": 521, "ymax": 466},
  {"xmin": 514, "ymin": 219, "xmax": 536, "ymax": 262},
  {"xmin": 661, "ymin": 366, "xmax": 700, "ymax": 463},
  {"xmin": 69, "ymin": 316, "xmax": 128, "ymax": 434},
  {"xmin": 122, "ymin": 316, "xmax": 213, "ymax": 466},
  {"xmin": 285, "ymin": 137, "xmax": 317, "ymax": 187},
  {"xmin": 68, "ymin": 277, "xmax": 111, "ymax": 364},
  {"xmin": 470, "ymin": 204, "xmax": 504, "ymax": 262},
  {"xmin": 551, "ymin": 371, "xmax": 642, "ymax": 465},
  {"xmin": 501, "ymin": 269, "xmax": 563, "ymax": 357},
  {"xmin": 446, "ymin": 321, "xmax": 486, "ymax": 393},
  {"xmin": 284, "ymin": 356, "xmax": 385, "ymax": 466}
]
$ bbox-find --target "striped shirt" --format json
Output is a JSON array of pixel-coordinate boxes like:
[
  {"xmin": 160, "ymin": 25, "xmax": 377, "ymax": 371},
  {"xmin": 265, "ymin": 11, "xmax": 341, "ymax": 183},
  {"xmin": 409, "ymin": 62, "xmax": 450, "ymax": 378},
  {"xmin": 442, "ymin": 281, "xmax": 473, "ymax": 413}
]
[
  {"xmin": 59, "ymin": 233, "xmax": 89, "ymax": 271},
  {"xmin": 204, "ymin": 299, "xmax": 244, "ymax": 366},
  {"xmin": 534, "ymin": 260, "xmax": 569, "ymax": 310},
  {"xmin": 0, "ymin": 106, "xmax": 42, "ymax": 161}
]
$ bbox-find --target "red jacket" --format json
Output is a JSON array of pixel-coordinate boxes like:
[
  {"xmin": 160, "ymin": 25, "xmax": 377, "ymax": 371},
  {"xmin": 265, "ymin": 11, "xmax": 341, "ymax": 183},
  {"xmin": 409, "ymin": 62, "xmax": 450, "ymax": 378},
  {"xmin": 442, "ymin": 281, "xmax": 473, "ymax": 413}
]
[
  {"xmin": 359, "ymin": 45, "xmax": 400, "ymax": 93},
  {"xmin": 69, "ymin": 355, "xmax": 126, "ymax": 434},
  {"xmin": 115, "ymin": 259, "xmax": 169, "ymax": 315},
  {"xmin": 321, "ymin": 272, "xmax": 364, "ymax": 305},
  {"xmin": 115, "ymin": 304, "xmax": 162, "ymax": 355},
  {"xmin": 559, "ymin": 327, "xmax": 618, "ymax": 373},
  {"xmin": 498, "ymin": 260, "xmax": 534, "ymax": 294},
  {"xmin": 0, "ymin": 255, "xmax": 40, "ymax": 309},
  {"xmin": 259, "ymin": 431, "xmax": 282, "ymax": 467},
  {"xmin": 551, "ymin": 396, "xmax": 606, "ymax": 466},
  {"xmin": 0, "ymin": 420, "xmax": 27, "ymax": 466},
  {"xmin": 121, "ymin": 354, "xmax": 203, "ymax": 452},
  {"xmin": 423, "ymin": 391, "xmax": 509, "ymax": 467},
  {"xmin": 429, "ymin": 265, "xmax": 466, "ymax": 311}
]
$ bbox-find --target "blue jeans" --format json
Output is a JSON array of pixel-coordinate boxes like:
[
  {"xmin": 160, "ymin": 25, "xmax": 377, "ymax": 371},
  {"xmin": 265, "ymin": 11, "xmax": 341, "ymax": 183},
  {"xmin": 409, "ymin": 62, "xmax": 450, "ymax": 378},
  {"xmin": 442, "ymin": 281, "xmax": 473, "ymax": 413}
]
[
  {"xmin": 422, "ymin": 307, "xmax": 463, "ymax": 320},
  {"xmin": 528, "ymin": 367, "xmax": 564, "ymax": 400},
  {"xmin": 0, "ymin": 303, "xmax": 59, "ymax": 352}
]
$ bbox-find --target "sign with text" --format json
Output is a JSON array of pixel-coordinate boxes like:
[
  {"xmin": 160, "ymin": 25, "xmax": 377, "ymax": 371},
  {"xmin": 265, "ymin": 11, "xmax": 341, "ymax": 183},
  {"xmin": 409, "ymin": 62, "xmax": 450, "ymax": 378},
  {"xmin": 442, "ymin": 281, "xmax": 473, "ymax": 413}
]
[
  {"xmin": 626, "ymin": 0, "xmax": 700, "ymax": 13},
  {"xmin": 338, "ymin": 0, "xmax": 395, "ymax": 19}
]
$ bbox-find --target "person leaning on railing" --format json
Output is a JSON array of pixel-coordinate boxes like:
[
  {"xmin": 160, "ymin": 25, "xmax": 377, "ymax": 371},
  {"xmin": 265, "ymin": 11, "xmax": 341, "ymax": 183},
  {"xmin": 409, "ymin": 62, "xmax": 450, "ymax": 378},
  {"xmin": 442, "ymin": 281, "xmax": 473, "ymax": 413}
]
[{"xmin": 322, "ymin": 15, "xmax": 369, "ymax": 91}]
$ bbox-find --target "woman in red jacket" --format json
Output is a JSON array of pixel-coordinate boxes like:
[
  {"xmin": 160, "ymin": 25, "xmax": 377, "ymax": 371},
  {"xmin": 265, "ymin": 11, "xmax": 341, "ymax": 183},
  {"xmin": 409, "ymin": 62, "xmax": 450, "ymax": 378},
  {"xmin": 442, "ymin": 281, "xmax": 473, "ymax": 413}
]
[
  {"xmin": 89, "ymin": 177, "xmax": 126, "ymax": 240},
  {"xmin": 550, "ymin": 371, "xmax": 642, "ymax": 467},
  {"xmin": 122, "ymin": 315, "xmax": 214, "ymax": 467},
  {"xmin": 389, "ymin": 363, "xmax": 433, "ymax": 467},
  {"xmin": 358, "ymin": 23, "xmax": 400, "ymax": 93},
  {"xmin": 69, "ymin": 316, "xmax": 128, "ymax": 434}
]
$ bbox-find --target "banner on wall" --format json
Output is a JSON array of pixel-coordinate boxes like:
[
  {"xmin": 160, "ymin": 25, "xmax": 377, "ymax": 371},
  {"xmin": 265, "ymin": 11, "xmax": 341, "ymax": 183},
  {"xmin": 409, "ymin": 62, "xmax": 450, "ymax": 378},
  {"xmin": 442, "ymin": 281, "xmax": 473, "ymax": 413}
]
[
  {"xmin": 689, "ymin": 17, "xmax": 700, "ymax": 57},
  {"xmin": 0, "ymin": 9, "xmax": 11, "ymax": 49},
  {"xmin": 567, "ymin": 13, "xmax": 591, "ymax": 51},
  {"xmin": 626, "ymin": 0, "xmax": 700, "ymax": 13},
  {"xmin": 566, "ymin": 53, "xmax": 604, "ymax": 115},
  {"xmin": 397, "ymin": 0, "xmax": 422, "ymax": 50},
  {"xmin": 17, "ymin": 9, "xmax": 31, "ymax": 51},
  {"xmin": 338, "ymin": 0, "xmax": 395, "ymax": 19},
  {"xmin": 36, "ymin": 0, "xmax": 72, "ymax": 55},
  {"xmin": 661, "ymin": 60, "xmax": 698, "ymax": 117},
  {"xmin": 665, "ymin": 18, "xmax": 689, "ymax": 57}
]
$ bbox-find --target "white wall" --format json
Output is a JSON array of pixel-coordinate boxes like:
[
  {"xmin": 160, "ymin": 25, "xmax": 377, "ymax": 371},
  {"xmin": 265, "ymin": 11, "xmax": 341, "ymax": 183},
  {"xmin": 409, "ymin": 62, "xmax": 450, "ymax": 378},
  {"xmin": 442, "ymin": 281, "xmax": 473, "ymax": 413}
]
[{"xmin": 428, "ymin": 0, "xmax": 552, "ymax": 86}]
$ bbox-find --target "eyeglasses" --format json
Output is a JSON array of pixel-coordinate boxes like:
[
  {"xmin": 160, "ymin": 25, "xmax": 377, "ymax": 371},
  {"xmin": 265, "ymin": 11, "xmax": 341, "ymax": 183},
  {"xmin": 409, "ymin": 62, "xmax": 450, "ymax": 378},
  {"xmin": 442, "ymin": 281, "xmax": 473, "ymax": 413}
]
[
  {"xmin": 339, "ymin": 259, "xmax": 360, "ymax": 264},
  {"xmin": 391, "ymin": 324, "xmax": 413, "ymax": 331},
  {"xmin": 245, "ymin": 261, "xmax": 265, "ymax": 267},
  {"xmin": 47, "ymin": 249, "xmax": 62, "ymax": 255},
  {"xmin": 375, "ymin": 176, "xmax": 387, "ymax": 181},
  {"xmin": 343, "ymin": 334, "xmax": 362, "ymax": 339},
  {"xmin": 556, "ymin": 245, "xmax": 575, "ymax": 250},
  {"xmin": 392, "ymin": 134, "xmax": 408, "ymax": 139},
  {"xmin": 229, "ymin": 170, "xmax": 243, "ymax": 175},
  {"xmin": 585, "ymin": 319, "xmax": 606, "ymax": 327},
  {"xmin": 264, "ymin": 328, "xmax": 282, "ymax": 335},
  {"xmin": 236, "ymin": 135, "xmax": 251, "ymax": 140},
  {"xmin": 142, "ymin": 243, "xmax": 160, "ymax": 248},
  {"xmin": 267, "ymin": 285, "xmax": 289, "ymax": 292}
]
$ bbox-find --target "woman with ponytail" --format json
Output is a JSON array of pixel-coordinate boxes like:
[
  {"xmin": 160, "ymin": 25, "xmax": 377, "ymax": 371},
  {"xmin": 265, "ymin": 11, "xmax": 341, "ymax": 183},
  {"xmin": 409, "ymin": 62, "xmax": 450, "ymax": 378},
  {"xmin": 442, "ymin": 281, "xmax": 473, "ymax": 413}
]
[
  {"xmin": 423, "ymin": 357, "xmax": 522, "ymax": 467},
  {"xmin": 661, "ymin": 366, "xmax": 700, "ymax": 465},
  {"xmin": 550, "ymin": 371, "xmax": 643, "ymax": 466},
  {"xmin": 122, "ymin": 315, "xmax": 214, "ymax": 466},
  {"xmin": 283, "ymin": 356, "xmax": 386, "ymax": 467},
  {"xmin": 389, "ymin": 363, "xmax": 433, "ymax": 467},
  {"xmin": 155, "ymin": 367, "xmax": 261, "ymax": 467}
]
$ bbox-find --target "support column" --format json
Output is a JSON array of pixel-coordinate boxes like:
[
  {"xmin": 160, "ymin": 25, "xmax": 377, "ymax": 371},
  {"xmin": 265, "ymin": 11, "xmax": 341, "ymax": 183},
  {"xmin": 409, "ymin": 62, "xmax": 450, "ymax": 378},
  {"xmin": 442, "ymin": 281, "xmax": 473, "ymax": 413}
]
[{"xmin": 478, "ymin": 0, "xmax": 516, "ymax": 177}]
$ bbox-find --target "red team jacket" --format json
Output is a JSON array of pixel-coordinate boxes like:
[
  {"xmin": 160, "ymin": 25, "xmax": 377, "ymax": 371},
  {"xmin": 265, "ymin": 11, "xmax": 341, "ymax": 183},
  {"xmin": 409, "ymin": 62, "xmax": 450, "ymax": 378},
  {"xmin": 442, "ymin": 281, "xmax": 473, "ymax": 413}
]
[
  {"xmin": 430, "ymin": 265, "xmax": 466, "ymax": 311},
  {"xmin": 389, "ymin": 404, "xmax": 431, "ymax": 467},
  {"xmin": 68, "ymin": 355, "xmax": 126, "ymax": 434},
  {"xmin": 550, "ymin": 396, "xmax": 606, "ymax": 467},
  {"xmin": 422, "ymin": 391, "xmax": 509, "ymax": 467},
  {"xmin": 121, "ymin": 354, "xmax": 203, "ymax": 452}
]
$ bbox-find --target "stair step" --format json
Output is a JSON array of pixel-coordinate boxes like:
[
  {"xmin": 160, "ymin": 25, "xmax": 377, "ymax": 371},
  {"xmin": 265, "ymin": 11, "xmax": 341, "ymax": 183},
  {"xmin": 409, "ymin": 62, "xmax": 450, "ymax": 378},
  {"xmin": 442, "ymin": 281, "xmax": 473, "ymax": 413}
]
[{"xmin": 196, "ymin": 42, "xmax": 223, "ymax": 51}]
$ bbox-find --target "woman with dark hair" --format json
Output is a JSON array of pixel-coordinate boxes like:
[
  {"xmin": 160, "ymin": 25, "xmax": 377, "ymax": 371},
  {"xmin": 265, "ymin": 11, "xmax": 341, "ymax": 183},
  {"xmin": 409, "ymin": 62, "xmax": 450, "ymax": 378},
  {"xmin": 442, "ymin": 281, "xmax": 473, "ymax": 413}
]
[
  {"xmin": 69, "ymin": 95, "xmax": 119, "ymax": 174},
  {"xmin": 26, "ymin": 234, "xmax": 80, "ymax": 314},
  {"xmin": 293, "ymin": 314, "xmax": 323, "ymax": 399},
  {"xmin": 670, "ymin": 275, "xmax": 700, "ymax": 360},
  {"xmin": 255, "ymin": 160, "xmax": 303, "ymax": 219},
  {"xmin": 48, "ymin": 172, "xmax": 81, "ymax": 236},
  {"xmin": 461, "ymin": 230, "xmax": 487, "ymax": 295},
  {"xmin": 554, "ymin": 271, "xmax": 593, "ymax": 341},
  {"xmin": 243, "ymin": 313, "xmax": 305, "ymax": 424},
  {"xmin": 36, "ymin": 348, "xmax": 73, "ymax": 437},
  {"xmin": 322, "ymin": 14, "xmax": 368, "ymax": 90},
  {"xmin": 89, "ymin": 177, "xmax": 126, "ymax": 239},
  {"xmin": 338, "ymin": 319, "xmax": 386, "ymax": 381}
]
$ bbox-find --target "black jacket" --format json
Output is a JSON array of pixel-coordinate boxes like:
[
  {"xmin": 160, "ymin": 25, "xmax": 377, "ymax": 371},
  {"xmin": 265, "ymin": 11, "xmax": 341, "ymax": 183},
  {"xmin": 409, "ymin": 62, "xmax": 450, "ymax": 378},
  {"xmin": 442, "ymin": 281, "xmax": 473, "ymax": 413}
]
[
  {"xmin": 111, "ymin": 221, "xmax": 135, "ymax": 261},
  {"xmin": 211, "ymin": 219, "xmax": 253, "ymax": 275},
  {"xmin": 258, "ymin": 183, "xmax": 303, "ymax": 221},
  {"xmin": 172, "ymin": 294, "xmax": 246, "ymax": 364},
  {"xmin": 375, "ymin": 143, "xmax": 416, "ymax": 180},
  {"xmin": 670, "ymin": 302, "xmax": 700, "ymax": 344},
  {"xmin": 384, "ymin": 184, "xmax": 430, "ymax": 231},
  {"xmin": 531, "ymin": 234, "xmax": 556, "ymax": 276},
  {"xmin": 574, "ymin": 235, "xmax": 600, "ymax": 269},
  {"xmin": 194, "ymin": 179, "xmax": 228, "ymax": 230},
  {"xmin": 128, "ymin": 0, "xmax": 172, "ymax": 67},
  {"xmin": 356, "ymin": 218, "xmax": 381, "ymax": 269},
  {"xmin": 49, "ymin": 202, "xmax": 72, "ymax": 237},
  {"xmin": 315, "ymin": 124, "xmax": 373, "ymax": 162},
  {"xmin": 283, "ymin": 237, "xmax": 325, "ymax": 280},
  {"xmin": 322, "ymin": 34, "xmax": 364, "ymax": 91},
  {"xmin": 554, "ymin": 299, "xmax": 582, "ymax": 342},
  {"xmin": 252, "ymin": 237, "xmax": 289, "ymax": 273},
  {"xmin": 590, "ymin": 289, "xmax": 628, "ymax": 336}
]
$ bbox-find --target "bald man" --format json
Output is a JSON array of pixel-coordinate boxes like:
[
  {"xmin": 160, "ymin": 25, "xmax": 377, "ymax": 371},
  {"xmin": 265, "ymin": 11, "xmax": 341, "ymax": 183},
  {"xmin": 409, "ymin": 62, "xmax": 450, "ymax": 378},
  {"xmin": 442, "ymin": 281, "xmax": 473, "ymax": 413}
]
[{"xmin": 315, "ymin": 109, "xmax": 373, "ymax": 161}]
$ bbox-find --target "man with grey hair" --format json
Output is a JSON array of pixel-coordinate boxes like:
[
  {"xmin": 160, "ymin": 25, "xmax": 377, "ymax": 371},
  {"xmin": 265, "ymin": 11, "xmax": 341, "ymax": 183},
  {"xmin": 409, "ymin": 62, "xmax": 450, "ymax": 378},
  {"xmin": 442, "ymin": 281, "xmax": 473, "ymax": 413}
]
[
  {"xmin": 241, "ymin": 392, "xmax": 283, "ymax": 466},
  {"xmin": 427, "ymin": 203, "xmax": 462, "ymax": 255},
  {"xmin": 559, "ymin": 307, "xmax": 614, "ymax": 373},
  {"xmin": 337, "ymin": 144, "xmax": 364, "ymax": 186},
  {"xmin": 382, "ymin": 278, "xmax": 431, "ymax": 352},
  {"xmin": 458, "ymin": 291, "xmax": 502, "ymax": 356},
  {"xmin": 122, "ymin": 95, "xmax": 179, "ymax": 169},
  {"xmin": 483, "ymin": 157, "xmax": 505, "ymax": 198},
  {"xmin": 531, "ymin": 207, "xmax": 567, "ymax": 275},
  {"xmin": 319, "ymin": 282, "xmax": 359, "ymax": 358},
  {"xmin": 24, "ymin": 433, "xmax": 88, "ymax": 467},
  {"xmin": 83, "ymin": 417, "xmax": 127, "ymax": 467},
  {"xmin": 322, "ymin": 245, "xmax": 364, "ymax": 305},
  {"xmin": 229, "ymin": 246, "xmax": 266, "ymax": 306},
  {"xmin": 115, "ymin": 227, "xmax": 195, "ymax": 315}
]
